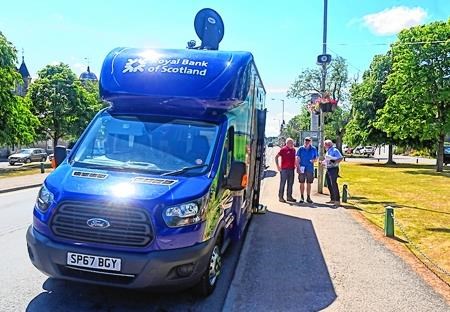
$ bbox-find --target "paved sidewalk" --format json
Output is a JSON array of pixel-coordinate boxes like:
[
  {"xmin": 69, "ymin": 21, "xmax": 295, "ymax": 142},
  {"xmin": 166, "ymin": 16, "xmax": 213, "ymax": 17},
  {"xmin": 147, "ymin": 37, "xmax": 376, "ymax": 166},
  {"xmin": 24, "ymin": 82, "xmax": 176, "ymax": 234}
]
[
  {"xmin": 223, "ymin": 164, "xmax": 449, "ymax": 311},
  {"xmin": 0, "ymin": 173, "xmax": 48, "ymax": 193}
]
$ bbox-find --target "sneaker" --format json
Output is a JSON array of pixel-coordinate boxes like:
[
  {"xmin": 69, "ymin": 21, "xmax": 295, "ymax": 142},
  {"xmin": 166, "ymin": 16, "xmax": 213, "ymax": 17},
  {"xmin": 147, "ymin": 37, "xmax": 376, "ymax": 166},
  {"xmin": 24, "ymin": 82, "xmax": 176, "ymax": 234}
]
[
  {"xmin": 333, "ymin": 201, "xmax": 341, "ymax": 207},
  {"xmin": 286, "ymin": 197, "xmax": 296, "ymax": 202},
  {"xmin": 299, "ymin": 196, "xmax": 304, "ymax": 203},
  {"xmin": 279, "ymin": 197, "xmax": 286, "ymax": 203},
  {"xmin": 325, "ymin": 200, "xmax": 334, "ymax": 204},
  {"xmin": 306, "ymin": 197, "xmax": 313, "ymax": 204}
]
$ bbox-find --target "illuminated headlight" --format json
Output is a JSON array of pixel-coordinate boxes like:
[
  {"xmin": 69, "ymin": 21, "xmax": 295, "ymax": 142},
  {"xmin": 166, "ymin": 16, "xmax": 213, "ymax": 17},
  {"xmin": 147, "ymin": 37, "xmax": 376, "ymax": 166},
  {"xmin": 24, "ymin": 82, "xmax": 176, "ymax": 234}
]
[
  {"xmin": 36, "ymin": 184, "xmax": 54, "ymax": 212},
  {"xmin": 163, "ymin": 198, "xmax": 206, "ymax": 227}
]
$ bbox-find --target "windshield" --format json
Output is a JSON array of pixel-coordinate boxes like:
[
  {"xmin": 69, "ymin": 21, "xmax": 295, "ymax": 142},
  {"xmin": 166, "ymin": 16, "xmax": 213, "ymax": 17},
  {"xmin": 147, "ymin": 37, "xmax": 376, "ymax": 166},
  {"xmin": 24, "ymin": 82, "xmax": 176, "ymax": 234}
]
[
  {"xmin": 71, "ymin": 113, "xmax": 219, "ymax": 175},
  {"xmin": 18, "ymin": 149, "xmax": 32, "ymax": 154}
]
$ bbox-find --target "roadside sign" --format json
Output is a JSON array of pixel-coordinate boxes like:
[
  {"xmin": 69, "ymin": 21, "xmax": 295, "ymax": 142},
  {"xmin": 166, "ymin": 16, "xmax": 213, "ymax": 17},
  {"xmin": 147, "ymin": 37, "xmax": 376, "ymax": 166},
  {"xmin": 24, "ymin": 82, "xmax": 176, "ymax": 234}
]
[{"xmin": 299, "ymin": 130, "xmax": 320, "ymax": 147}]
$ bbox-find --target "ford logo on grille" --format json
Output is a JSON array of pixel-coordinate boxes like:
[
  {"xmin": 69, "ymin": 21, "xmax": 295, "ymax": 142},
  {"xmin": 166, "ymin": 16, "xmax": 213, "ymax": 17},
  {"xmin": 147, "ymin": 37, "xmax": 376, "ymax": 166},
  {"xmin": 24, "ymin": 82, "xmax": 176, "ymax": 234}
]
[{"xmin": 87, "ymin": 218, "xmax": 110, "ymax": 229}]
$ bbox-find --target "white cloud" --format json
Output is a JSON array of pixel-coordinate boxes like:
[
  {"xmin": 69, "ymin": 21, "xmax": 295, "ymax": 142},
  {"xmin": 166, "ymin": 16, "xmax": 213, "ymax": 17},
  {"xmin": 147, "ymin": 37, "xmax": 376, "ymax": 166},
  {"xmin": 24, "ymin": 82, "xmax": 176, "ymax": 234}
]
[{"xmin": 362, "ymin": 6, "xmax": 427, "ymax": 36}]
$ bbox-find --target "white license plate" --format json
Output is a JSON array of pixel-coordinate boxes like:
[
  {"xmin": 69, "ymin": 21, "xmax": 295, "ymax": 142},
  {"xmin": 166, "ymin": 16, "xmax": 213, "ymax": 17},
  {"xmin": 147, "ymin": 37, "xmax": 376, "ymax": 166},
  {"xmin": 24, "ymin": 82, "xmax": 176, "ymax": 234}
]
[{"xmin": 67, "ymin": 252, "xmax": 121, "ymax": 272}]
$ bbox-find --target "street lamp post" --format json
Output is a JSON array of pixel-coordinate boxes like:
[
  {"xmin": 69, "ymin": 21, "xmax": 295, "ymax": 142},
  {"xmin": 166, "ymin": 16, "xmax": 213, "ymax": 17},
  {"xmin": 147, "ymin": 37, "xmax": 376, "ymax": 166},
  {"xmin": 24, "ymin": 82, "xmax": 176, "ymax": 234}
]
[{"xmin": 317, "ymin": 0, "xmax": 329, "ymax": 194}]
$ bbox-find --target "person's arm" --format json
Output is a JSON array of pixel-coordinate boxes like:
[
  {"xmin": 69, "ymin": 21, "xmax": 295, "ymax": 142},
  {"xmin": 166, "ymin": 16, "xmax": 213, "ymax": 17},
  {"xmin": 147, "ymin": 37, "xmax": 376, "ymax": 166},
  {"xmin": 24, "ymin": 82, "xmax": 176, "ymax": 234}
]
[
  {"xmin": 295, "ymin": 155, "xmax": 300, "ymax": 172},
  {"xmin": 334, "ymin": 149, "xmax": 343, "ymax": 164},
  {"xmin": 275, "ymin": 153, "xmax": 281, "ymax": 171}
]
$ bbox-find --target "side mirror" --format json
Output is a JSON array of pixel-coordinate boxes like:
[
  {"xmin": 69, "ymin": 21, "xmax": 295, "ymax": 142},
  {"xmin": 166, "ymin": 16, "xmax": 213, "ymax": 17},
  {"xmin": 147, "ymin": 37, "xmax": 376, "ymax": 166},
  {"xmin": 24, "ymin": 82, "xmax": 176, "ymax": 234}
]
[
  {"xmin": 225, "ymin": 161, "xmax": 247, "ymax": 191},
  {"xmin": 54, "ymin": 145, "xmax": 67, "ymax": 168}
]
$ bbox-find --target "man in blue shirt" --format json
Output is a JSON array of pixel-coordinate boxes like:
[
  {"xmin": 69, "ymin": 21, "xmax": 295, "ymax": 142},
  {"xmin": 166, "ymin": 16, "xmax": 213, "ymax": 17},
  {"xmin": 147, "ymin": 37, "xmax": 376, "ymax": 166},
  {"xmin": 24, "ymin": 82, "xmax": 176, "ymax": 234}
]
[
  {"xmin": 295, "ymin": 137, "xmax": 318, "ymax": 203},
  {"xmin": 323, "ymin": 139, "xmax": 343, "ymax": 206}
]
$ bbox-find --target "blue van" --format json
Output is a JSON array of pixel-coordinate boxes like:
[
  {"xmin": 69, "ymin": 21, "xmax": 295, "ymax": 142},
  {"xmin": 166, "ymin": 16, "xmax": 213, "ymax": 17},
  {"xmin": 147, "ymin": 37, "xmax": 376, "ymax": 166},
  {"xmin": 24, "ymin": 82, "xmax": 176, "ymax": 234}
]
[{"xmin": 26, "ymin": 45, "xmax": 266, "ymax": 295}]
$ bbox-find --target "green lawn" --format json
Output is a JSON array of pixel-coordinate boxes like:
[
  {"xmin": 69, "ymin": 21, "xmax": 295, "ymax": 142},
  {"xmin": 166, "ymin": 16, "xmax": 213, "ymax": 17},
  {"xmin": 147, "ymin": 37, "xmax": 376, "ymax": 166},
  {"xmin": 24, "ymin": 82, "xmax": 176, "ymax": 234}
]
[{"xmin": 339, "ymin": 162, "xmax": 450, "ymax": 284}]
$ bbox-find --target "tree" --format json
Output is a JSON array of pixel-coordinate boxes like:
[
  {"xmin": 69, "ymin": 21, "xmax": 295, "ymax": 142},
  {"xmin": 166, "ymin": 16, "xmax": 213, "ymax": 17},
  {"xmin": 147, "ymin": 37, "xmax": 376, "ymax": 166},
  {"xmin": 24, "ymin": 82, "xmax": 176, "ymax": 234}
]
[
  {"xmin": 27, "ymin": 63, "xmax": 102, "ymax": 149},
  {"xmin": 376, "ymin": 20, "xmax": 450, "ymax": 171},
  {"xmin": 287, "ymin": 56, "xmax": 350, "ymax": 150},
  {"xmin": 0, "ymin": 31, "xmax": 38, "ymax": 146},
  {"xmin": 284, "ymin": 107, "xmax": 311, "ymax": 140},
  {"xmin": 345, "ymin": 54, "xmax": 397, "ymax": 163},
  {"xmin": 324, "ymin": 106, "xmax": 351, "ymax": 151}
]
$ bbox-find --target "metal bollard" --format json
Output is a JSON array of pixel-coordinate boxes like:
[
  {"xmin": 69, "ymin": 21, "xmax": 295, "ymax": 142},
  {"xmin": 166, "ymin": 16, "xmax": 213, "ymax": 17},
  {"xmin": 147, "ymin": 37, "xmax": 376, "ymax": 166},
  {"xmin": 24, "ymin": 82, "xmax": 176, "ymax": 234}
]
[
  {"xmin": 40, "ymin": 162, "xmax": 45, "ymax": 174},
  {"xmin": 384, "ymin": 206, "xmax": 395, "ymax": 237},
  {"xmin": 416, "ymin": 158, "xmax": 419, "ymax": 164},
  {"xmin": 342, "ymin": 184, "xmax": 348, "ymax": 203}
]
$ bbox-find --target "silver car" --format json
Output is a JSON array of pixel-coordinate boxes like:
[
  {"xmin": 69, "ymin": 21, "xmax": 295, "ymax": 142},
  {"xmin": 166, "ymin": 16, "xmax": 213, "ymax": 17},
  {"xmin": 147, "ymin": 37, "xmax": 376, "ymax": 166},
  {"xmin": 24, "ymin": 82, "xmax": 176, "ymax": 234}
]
[{"xmin": 8, "ymin": 148, "xmax": 48, "ymax": 165}]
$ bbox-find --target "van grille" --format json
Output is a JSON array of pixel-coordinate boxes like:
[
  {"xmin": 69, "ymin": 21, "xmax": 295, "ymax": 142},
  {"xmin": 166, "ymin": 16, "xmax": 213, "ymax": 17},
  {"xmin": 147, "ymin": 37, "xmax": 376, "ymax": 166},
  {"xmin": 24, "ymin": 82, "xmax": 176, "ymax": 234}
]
[{"xmin": 51, "ymin": 201, "xmax": 153, "ymax": 247}]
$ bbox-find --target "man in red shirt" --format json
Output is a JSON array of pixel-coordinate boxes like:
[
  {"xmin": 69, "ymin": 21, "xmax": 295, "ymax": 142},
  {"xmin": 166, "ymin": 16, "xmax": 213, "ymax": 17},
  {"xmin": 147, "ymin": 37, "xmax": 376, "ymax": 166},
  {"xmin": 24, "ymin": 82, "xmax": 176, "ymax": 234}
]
[{"xmin": 275, "ymin": 138, "xmax": 296, "ymax": 203}]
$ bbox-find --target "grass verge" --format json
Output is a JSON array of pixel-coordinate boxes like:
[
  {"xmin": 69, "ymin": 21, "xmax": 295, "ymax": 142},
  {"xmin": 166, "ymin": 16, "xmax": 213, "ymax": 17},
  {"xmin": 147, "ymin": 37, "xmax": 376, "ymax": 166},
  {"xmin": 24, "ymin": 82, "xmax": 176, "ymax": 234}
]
[
  {"xmin": 0, "ymin": 164, "xmax": 53, "ymax": 179},
  {"xmin": 339, "ymin": 162, "xmax": 450, "ymax": 285}
]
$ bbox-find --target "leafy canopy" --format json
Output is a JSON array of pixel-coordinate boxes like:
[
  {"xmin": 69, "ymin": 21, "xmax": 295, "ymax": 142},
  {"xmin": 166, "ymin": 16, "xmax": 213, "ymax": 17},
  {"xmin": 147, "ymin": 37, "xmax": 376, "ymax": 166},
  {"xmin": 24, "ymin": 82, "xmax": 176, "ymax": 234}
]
[
  {"xmin": 27, "ymin": 63, "xmax": 102, "ymax": 147},
  {"xmin": 0, "ymin": 31, "xmax": 38, "ymax": 146}
]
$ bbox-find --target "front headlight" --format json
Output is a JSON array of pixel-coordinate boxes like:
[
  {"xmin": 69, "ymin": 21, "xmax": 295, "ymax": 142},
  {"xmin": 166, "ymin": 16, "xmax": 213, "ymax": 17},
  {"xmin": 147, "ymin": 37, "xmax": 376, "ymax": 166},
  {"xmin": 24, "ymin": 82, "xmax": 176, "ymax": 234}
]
[
  {"xmin": 36, "ymin": 184, "xmax": 54, "ymax": 212},
  {"xmin": 163, "ymin": 197, "xmax": 207, "ymax": 227}
]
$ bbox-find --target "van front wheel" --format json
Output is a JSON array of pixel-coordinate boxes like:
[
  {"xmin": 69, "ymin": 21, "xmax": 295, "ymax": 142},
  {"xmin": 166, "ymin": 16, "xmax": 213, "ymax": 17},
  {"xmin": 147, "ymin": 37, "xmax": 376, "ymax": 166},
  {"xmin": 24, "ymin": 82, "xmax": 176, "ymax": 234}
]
[{"xmin": 194, "ymin": 242, "xmax": 222, "ymax": 297}]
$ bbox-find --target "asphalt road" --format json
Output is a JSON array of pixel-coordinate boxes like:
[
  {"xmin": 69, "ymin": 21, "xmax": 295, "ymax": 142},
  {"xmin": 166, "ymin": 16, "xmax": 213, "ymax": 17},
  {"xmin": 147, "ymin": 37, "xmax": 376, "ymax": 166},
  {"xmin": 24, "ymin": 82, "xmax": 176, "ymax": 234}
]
[{"xmin": 0, "ymin": 188, "xmax": 244, "ymax": 312}]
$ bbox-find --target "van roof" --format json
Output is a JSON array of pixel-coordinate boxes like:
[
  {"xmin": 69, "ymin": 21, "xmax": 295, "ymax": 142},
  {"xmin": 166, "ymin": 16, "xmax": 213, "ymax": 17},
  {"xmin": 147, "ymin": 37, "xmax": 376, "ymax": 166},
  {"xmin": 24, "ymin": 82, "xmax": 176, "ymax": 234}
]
[{"xmin": 99, "ymin": 48, "xmax": 264, "ymax": 117}]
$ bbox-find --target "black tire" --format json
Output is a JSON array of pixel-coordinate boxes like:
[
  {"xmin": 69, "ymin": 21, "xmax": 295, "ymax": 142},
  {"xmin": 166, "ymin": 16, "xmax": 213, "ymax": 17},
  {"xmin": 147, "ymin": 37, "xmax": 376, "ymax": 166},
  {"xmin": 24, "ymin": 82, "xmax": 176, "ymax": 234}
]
[
  {"xmin": 41, "ymin": 156, "xmax": 47, "ymax": 162},
  {"xmin": 9, "ymin": 162, "xmax": 15, "ymax": 166},
  {"xmin": 193, "ymin": 239, "xmax": 223, "ymax": 297},
  {"xmin": 25, "ymin": 158, "xmax": 31, "ymax": 164}
]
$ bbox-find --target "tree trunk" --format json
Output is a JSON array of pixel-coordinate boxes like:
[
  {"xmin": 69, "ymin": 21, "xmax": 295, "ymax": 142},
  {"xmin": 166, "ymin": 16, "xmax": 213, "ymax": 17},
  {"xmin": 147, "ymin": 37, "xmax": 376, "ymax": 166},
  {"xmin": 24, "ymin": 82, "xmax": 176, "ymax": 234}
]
[
  {"xmin": 53, "ymin": 136, "xmax": 59, "ymax": 151},
  {"xmin": 335, "ymin": 133, "xmax": 343, "ymax": 152},
  {"xmin": 436, "ymin": 133, "xmax": 444, "ymax": 172},
  {"xmin": 386, "ymin": 144, "xmax": 396, "ymax": 164}
]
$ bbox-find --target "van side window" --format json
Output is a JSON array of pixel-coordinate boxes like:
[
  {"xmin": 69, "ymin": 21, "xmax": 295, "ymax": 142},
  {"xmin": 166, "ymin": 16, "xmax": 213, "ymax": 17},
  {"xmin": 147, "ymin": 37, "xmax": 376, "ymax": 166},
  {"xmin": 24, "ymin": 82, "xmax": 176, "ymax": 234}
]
[{"xmin": 221, "ymin": 127, "xmax": 234, "ymax": 181}]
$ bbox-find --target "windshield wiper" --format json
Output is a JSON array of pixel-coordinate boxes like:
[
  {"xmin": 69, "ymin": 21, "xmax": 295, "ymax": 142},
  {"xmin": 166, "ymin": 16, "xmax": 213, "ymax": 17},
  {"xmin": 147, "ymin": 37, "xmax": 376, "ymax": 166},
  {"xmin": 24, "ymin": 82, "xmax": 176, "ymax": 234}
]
[{"xmin": 161, "ymin": 164, "xmax": 208, "ymax": 176}]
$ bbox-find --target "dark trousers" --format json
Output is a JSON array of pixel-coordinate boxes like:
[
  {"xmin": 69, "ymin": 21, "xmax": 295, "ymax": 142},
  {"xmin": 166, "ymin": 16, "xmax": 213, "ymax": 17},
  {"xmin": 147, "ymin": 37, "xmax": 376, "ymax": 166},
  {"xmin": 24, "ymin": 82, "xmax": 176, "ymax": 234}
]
[
  {"xmin": 326, "ymin": 167, "xmax": 340, "ymax": 201},
  {"xmin": 279, "ymin": 169, "xmax": 294, "ymax": 199}
]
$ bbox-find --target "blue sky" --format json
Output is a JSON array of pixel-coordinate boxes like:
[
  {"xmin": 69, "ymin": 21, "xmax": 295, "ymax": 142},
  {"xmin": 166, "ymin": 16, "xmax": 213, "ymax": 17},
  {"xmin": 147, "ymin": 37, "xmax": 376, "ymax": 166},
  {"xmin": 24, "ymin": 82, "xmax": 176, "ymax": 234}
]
[{"xmin": 1, "ymin": 0, "xmax": 448, "ymax": 135}]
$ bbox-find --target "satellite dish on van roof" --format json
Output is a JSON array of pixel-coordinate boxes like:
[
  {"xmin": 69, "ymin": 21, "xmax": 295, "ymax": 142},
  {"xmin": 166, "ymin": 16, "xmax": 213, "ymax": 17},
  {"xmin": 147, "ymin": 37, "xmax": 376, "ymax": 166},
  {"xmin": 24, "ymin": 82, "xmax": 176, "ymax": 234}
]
[{"xmin": 194, "ymin": 8, "xmax": 224, "ymax": 50}]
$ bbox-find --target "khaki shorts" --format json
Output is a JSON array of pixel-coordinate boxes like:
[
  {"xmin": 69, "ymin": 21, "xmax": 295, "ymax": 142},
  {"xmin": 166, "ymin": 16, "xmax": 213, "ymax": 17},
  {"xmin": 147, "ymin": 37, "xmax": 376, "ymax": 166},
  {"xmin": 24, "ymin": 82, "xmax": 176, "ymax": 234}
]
[{"xmin": 298, "ymin": 171, "xmax": 314, "ymax": 184}]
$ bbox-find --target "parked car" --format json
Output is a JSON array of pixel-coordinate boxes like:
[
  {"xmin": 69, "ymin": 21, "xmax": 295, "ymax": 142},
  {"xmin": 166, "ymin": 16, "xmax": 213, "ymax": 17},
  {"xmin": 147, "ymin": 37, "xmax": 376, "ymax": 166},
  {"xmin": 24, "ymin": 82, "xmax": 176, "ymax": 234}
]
[
  {"xmin": 444, "ymin": 145, "xmax": 450, "ymax": 165},
  {"xmin": 8, "ymin": 148, "xmax": 47, "ymax": 165},
  {"xmin": 342, "ymin": 144, "xmax": 353, "ymax": 154},
  {"xmin": 353, "ymin": 146, "xmax": 375, "ymax": 157}
]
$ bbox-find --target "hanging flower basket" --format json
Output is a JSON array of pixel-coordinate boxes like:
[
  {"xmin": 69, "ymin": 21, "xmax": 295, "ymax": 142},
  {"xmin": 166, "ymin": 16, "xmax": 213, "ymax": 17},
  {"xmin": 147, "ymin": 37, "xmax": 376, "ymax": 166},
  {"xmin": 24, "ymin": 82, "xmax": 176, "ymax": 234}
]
[
  {"xmin": 314, "ymin": 96, "xmax": 337, "ymax": 113},
  {"xmin": 319, "ymin": 102, "xmax": 337, "ymax": 112}
]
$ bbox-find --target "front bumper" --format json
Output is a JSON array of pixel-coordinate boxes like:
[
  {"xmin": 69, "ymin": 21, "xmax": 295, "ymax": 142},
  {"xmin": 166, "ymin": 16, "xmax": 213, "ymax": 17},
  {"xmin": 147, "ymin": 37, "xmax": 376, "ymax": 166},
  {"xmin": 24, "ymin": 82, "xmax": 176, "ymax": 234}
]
[{"xmin": 26, "ymin": 226, "xmax": 213, "ymax": 290}]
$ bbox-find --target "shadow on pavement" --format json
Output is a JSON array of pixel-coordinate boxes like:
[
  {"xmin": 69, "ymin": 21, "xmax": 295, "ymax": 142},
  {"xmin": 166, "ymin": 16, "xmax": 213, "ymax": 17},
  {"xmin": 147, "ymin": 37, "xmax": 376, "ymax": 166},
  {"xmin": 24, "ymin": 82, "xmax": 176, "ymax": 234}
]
[
  {"xmin": 286, "ymin": 201, "xmax": 338, "ymax": 209},
  {"xmin": 230, "ymin": 211, "xmax": 336, "ymax": 311},
  {"xmin": 26, "ymin": 278, "xmax": 196, "ymax": 312},
  {"xmin": 263, "ymin": 169, "xmax": 277, "ymax": 179}
]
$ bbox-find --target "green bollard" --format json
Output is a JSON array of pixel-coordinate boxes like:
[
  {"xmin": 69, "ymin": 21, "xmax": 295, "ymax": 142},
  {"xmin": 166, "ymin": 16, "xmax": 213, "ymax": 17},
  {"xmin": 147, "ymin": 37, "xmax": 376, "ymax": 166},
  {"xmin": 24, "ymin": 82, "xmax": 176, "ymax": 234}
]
[
  {"xmin": 342, "ymin": 184, "xmax": 348, "ymax": 203},
  {"xmin": 384, "ymin": 206, "xmax": 395, "ymax": 237},
  {"xmin": 40, "ymin": 162, "xmax": 45, "ymax": 174}
]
